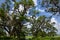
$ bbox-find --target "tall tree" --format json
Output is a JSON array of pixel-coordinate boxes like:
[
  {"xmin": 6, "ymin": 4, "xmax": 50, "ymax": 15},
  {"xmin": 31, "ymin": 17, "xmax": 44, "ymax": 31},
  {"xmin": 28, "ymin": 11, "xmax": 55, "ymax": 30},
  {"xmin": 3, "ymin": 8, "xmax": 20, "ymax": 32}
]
[{"xmin": 0, "ymin": 0, "xmax": 34, "ymax": 40}]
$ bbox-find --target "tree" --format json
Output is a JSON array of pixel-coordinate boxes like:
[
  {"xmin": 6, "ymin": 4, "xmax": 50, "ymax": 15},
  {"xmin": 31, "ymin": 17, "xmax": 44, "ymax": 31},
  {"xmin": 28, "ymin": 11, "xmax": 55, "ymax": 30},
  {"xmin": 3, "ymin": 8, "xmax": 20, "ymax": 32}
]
[
  {"xmin": 41, "ymin": 0, "xmax": 60, "ymax": 15},
  {"xmin": 31, "ymin": 15, "xmax": 57, "ymax": 37},
  {"xmin": 0, "ymin": 0, "xmax": 34, "ymax": 40},
  {"xmin": 0, "ymin": 0, "xmax": 58, "ymax": 40}
]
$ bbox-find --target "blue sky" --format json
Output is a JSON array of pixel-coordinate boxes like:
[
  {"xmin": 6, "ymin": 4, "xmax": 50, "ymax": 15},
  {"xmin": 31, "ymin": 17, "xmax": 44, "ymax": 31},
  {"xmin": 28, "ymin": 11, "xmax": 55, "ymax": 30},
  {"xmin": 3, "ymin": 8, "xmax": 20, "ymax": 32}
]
[
  {"xmin": 0, "ymin": 0, "xmax": 60, "ymax": 34},
  {"xmin": 0, "ymin": 0, "xmax": 5, "ymax": 5}
]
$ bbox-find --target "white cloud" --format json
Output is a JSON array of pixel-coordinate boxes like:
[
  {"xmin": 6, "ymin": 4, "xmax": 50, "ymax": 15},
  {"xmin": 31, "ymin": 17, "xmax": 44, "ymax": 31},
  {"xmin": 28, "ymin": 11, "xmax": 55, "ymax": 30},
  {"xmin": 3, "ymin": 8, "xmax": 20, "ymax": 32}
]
[
  {"xmin": 33, "ymin": 0, "xmax": 37, "ymax": 6},
  {"xmin": 27, "ymin": 25, "xmax": 31, "ymax": 28},
  {"xmin": 36, "ymin": 7, "xmax": 45, "ymax": 12},
  {"xmin": 24, "ymin": 22, "xmax": 30, "ymax": 25},
  {"xmin": 24, "ymin": 22, "xmax": 32, "ymax": 28},
  {"xmin": 51, "ymin": 17, "xmax": 60, "ymax": 34},
  {"xmin": 51, "ymin": 18, "xmax": 58, "ymax": 28},
  {"xmin": 19, "ymin": 4, "xmax": 24, "ymax": 12},
  {"xmin": 12, "ymin": 7, "xmax": 14, "ymax": 10},
  {"xmin": 51, "ymin": 18, "xmax": 57, "ymax": 23},
  {"xmin": 11, "ymin": 4, "xmax": 24, "ymax": 12},
  {"xmin": 36, "ymin": 17, "xmax": 38, "ymax": 20},
  {"xmin": 9, "ymin": 11, "xmax": 13, "ymax": 14},
  {"xmin": 38, "ymin": 9, "xmax": 45, "ymax": 12},
  {"xmin": 12, "ymin": 2, "xmax": 15, "ymax": 4}
]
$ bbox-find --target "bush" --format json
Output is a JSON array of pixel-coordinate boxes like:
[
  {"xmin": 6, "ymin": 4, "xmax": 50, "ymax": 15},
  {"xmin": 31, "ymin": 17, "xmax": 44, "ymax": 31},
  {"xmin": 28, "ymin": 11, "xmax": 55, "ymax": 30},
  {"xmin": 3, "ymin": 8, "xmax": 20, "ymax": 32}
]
[
  {"xmin": 0, "ymin": 36, "xmax": 18, "ymax": 40},
  {"xmin": 31, "ymin": 36, "xmax": 60, "ymax": 40},
  {"xmin": 0, "ymin": 37, "xmax": 12, "ymax": 40},
  {"xmin": 0, "ymin": 36, "xmax": 60, "ymax": 40}
]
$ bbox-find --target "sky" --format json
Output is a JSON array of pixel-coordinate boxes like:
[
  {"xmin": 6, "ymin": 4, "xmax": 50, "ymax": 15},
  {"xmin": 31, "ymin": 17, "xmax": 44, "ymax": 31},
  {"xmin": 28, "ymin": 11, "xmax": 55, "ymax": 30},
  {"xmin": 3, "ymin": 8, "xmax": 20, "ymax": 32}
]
[
  {"xmin": 0, "ymin": 0, "xmax": 60, "ymax": 34},
  {"xmin": 0, "ymin": 0, "xmax": 5, "ymax": 5}
]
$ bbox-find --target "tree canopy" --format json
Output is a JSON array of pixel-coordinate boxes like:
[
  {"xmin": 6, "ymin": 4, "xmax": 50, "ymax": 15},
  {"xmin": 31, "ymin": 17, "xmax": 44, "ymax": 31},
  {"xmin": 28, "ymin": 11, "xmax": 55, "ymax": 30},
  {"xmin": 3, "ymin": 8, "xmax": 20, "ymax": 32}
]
[{"xmin": 0, "ymin": 0, "xmax": 58, "ymax": 40}]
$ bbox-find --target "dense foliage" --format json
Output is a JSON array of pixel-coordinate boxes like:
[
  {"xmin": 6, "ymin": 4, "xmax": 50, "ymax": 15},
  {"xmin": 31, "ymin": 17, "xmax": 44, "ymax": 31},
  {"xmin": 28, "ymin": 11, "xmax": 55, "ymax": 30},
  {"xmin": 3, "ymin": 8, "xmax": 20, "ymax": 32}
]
[{"xmin": 0, "ymin": 0, "xmax": 59, "ymax": 40}]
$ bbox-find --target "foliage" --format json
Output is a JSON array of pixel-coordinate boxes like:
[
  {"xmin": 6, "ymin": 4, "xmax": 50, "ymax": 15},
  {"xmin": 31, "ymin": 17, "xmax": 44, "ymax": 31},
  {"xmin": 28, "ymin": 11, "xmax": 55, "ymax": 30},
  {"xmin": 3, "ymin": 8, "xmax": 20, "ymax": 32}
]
[
  {"xmin": 0, "ymin": 0, "xmax": 58, "ymax": 40},
  {"xmin": 0, "ymin": 0, "xmax": 34, "ymax": 40},
  {"xmin": 31, "ymin": 15, "xmax": 57, "ymax": 37},
  {"xmin": 41, "ymin": 0, "xmax": 60, "ymax": 15},
  {"xmin": 31, "ymin": 36, "xmax": 60, "ymax": 40}
]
